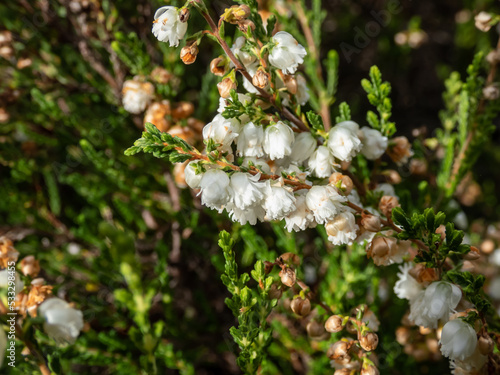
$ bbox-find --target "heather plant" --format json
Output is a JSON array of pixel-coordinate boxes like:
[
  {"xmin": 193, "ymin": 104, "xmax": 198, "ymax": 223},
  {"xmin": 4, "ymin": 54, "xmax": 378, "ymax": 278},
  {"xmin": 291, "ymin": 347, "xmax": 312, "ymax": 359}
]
[{"xmin": 1, "ymin": 0, "xmax": 500, "ymax": 374}]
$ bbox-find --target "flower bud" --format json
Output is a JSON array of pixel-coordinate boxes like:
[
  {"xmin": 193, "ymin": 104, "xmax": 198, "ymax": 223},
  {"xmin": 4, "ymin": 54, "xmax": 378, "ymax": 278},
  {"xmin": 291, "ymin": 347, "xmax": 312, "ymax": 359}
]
[
  {"xmin": 383, "ymin": 170, "xmax": 402, "ymax": 184},
  {"xmin": 359, "ymin": 332, "xmax": 379, "ymax": 351},
  {"xmin": 387, "ymin": 136, "xmax": 412, "ymax": 165},
  {"xmin": 20, "ymin": 256, "xmax": 40, "ymax": 277},
  {"xmin": 217, "ymin": 77, "xmax": 236, "ymax": 98},
  {"xmin": 325, "ymin": 315, "xmax": 345, "ymax": 333},
  {"xmin": 366, "ymin": 236, "xmax": 398, "ymax": 266},
  {"xmin": 144, "ymin": 100, "xmax": 171, "ymax": 132},
  {"xmin": 327, "ymin": 340, "xmax": 351, "ymax": 361},
  {"xmin": 408, "ymin": 263, "xmax": 439, "ymax": 284},
  {"xmin": 180, "ymin": 42, "xmax": 198, "ymax": 65},
  {"xmin": 361, "ymin": 365, "xmax": 380, "ymax": 375},
  {"xmin": 172, "ymin": 101, "xmax": 194, "ymax": 119},
  {"xmin": 329, "ymin": 173, "xmax": 354, "ymax": 195},
  {"xmin": 237, "ymin": 19, "xmax": 256, "ymax": 33},
  {"xmin": 483, "ymin": 85, "xmax": 500, "ymax": 100},
  {"xmin": 361, "ymin": 213, "xmax": 381, "ymax": 232},
  {"xmin": 280, "ymin": 252, "xmax": 301, "ymax": 265},
  {"xmin": 307, "ymin": 320, "xmax": 325, "ymax": 338},
  {"xmin": 463, "ymin": 246, "xmax": 480, "ymax": 261},
  {"xmin": 252, "ymin": 67, "xmax": 269, "ymax": 89},
  {"xmin": 279, "ymin": 266, "xmax": 296, "ymax": 287},
  {"xmin": 410, "ymin": 159, "xmax": 427, "ymax": 175},
  {"xmin": 268, "ymin": 284, "xmax": 283, "ymax": 300},
  {"xmin": 150, "ymin": 67, "xmax": 172, "ymax": 84},
  {"xmin": 435, "ymin": 224, "xmax": 446, "ymax": 241},
  {"xmin": 290, "ymin": 297, "xmax": 311, "ymax": 316},
  {"xmin": 478, "ymin": 335, "xmax": 494, "ymax": 355},
  {"xmin": 283, "ymin": 74, "xmax": 298, "ymax": 95},
  {"xmin": 379, "ymin": 195, "xmax": 400, "ymax": 218},
  {"xmin": 179, "ymin": 8, "xmax": 190, "ymax": 23},
  {"xmin": 475, "ymin": 11, "xmax": 493, "ymax": 32},
  {"xmin": 396, "ymin": 326, "xmax": 411, "ymax": 345},
  {"xmin": 210, "ymin": 56, "xmax": 228, "ymax": 77}
]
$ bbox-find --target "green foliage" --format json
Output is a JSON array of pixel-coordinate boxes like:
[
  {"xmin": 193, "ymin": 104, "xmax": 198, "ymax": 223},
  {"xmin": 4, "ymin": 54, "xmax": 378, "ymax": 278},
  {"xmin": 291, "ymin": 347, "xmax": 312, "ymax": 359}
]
[
  {"xmin": 218, "ymin": 231, "xmax": 276, "ymax": 374},
  {"xmin": 361, "ymin": 66, "xmax": 396, "ymax": 136}
]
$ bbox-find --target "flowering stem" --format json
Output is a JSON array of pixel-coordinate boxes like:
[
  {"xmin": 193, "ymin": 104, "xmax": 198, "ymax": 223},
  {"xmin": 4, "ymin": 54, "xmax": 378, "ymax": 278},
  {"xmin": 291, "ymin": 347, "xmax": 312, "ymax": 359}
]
[{"xmin": 193, "ymin": 0, "xmax": 309, "ymax": 132}]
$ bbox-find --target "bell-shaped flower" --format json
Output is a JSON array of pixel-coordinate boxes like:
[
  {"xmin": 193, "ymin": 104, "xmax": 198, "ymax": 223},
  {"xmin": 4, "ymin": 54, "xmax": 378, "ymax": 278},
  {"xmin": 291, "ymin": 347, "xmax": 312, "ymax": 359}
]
[
  {"xmin": 199, "ymin": 169, "xmax": 232, "ymax": 212},
  {"xmin": 308, "ymin": 145, "xmax": 335, "ymax": 178},
  {"xmin": 263, "ymin": 183, "xmax": 296, "ymax": 221},
  {"xmin": 327, "ymin": 121, "xmax": 362, "ymax": 162},
  {"xmin": 152, "ymin": 6, "xmax": 188, "ymax": 47},
  {"xmin": 203, "ymin": 114, "xmax": 241, "ymax": 152},
  {"xmin": 263, "ymin": 121, "xmax": 295, "ymax": 160},
  {"xmin": 290, "ymin": 132, "xmax": 317, "ymax": 164},
  {"xmin": 268, "ymin": 31, "xmax": 307, "ymax": 75},
  {"xmin": 284, "ymin": 192, "xmax": 316, "ymax": 232},
  {"xmin": 440, "ymin": 319, "xmax": 478, "ymax": 361},
  {"xmin": 305, "ymin": 185, "xmax": 346, "ymax": 224},
  {"xmin": 38, "ymin": 298, "xmax": 84, "ymax": 345},
  {"xmin": 236, "ymin": 122, "xmax": 265, "ymax": 157},
  {"xmin": 360, "ymin": 126, "xmax": 388, "ymax": 160},
  {"xmin": 325, "ymin": 212, "xmax": 359, "ymax": 246},
  {"xmin": 229, "ymin": 172, "xmax": 265, "ymax": 210}
]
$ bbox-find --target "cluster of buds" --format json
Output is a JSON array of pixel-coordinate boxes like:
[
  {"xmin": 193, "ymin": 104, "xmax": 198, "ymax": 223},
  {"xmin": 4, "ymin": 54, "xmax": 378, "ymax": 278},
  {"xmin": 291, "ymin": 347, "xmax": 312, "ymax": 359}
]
[
  {"xmin": 222, "ymin": 5, "xmax": 254, "ymax": 33},
  {"xmin": 326, "ymin": 307, "xmax": 381, "ymax": 374}
]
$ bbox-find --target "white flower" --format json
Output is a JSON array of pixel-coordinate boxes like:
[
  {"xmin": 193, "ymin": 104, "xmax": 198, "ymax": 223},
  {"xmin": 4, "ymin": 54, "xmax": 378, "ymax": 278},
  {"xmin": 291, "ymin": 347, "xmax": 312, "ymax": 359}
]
[
  {"xmin": 290, "ymin": 132, "xmax": 317, "ymax": 164},
  {"xmin": 360, "ymin": 126, "xmax": 388, "ymax": 160},
  {"xmin": 394, "ymin": 263, "xmax": 422, "ymax": 301},
  {"xmin": 0, "ymin": 269, "xmax": 24, "ymax": 294},
  {"xmin": 199, "ymin": 169, "xmax": 232, "ymax": 212},
  {"xmin": 231, "ymin": 36, "xmax": 256, "ymax": 67},
  {"xmin": 152, "ymin": 6, "xmax": 188, "ymax": 47},
  {"xmin": 308, "ymin": 145, "xmax": 335, "ymax": 178},
  {"xmin": 240, "ymin": 157, "xmax": 271, "ymax": 174},
  {"xmin": 203, "ymin": 114, "xmax": 241, "ymax": 152},
  {"xmin": 236, "ymin": 122, "xmax": 265, "ymax": 157},
  {"xmin": 306, "ymin": 185, "xmax": 347, "ymax": 224},
  {"xmin": 226, "ymin": 203, "xmax": 265, "ymax": 225},
  {"xmin": 263, "ymin": 183, "xmax": 296, "ymax": 221},
  {"xmin": 0, "ymin": 327, "xmax": 6, "ymax": 367},
  {"xmin": 284, "ymin": 192, "xmax": 316, "ymax": 232},
  {"xmin": 440, "ymin": 319, "xmax": 477, "ymax": 361},
  {"xmin": 38, "ymin": 297, "xmax": 84, "ymax": 345},
  {"xmin": 122, "ymin": 80, "xmax": 154, "ymax": 114},
  {"xmin": 327, "ymin": 121, "xmax": 362, "ymax": 162},
  {"xmin": 325, "ymin": 212, "xmax": 358, "ymax": 245},
  {"xmin": 184, "ymin": 161, "xmax": 202, "ymax": 189},
  {"xmin": 229, "ymin": 172, "xmax": 265, "ymax": 210},
  {"xmin": 409, "ymin": 281, "xmax": 462, "ymax": 329},
  {"xmin": 263, "ymin": 122, "xmax": 295, "ymax": 160},
  {"xmin": 450, "ymin": 344, "xmax": 488, "ymax": 374},
  {"xmin": 268, "ymin": 31, "xmax": 307, "ymax": 74}
]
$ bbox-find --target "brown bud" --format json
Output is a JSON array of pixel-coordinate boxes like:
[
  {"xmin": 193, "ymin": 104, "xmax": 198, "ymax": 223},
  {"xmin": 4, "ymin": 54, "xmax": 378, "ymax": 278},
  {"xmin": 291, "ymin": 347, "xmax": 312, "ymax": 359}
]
[
  {"xmin": 180, "ymin": 43, "xmax": 198, "ymax": 65},
  {"xmin": 217, "ymin": 77, "xmax": 236, "ymax": 98},
  {"xmin": 236, "ymin": 5, "xmax": 251, "ymax": 20},
  {"xmin": 483, "ymin": 85, "xmax": 500, "ymax": 100},
  {"xmin": 280, "ymin": 252, "xmax": 301, "ymax": 266},
  {"xmin": 410, "ymin": 159, "xmax": 427, "ymax": 175},
  {"xmin": 379, "ymin": 195, "xmax": 400, "ymax": 218},
  {"xmin": 144, "ymin": 101, "xmax": 171, "ymax": 132},
  {"xmin": 327, "ymin": 340, "xmax": 351, "ymax": 361},
  {"xmin": 283, "ymin": 75, "xmax": 298, "ymax": 95},
  {"xmin": 150, "ymin": 67, "xmax": 172, "ymax": 84},
  {"xmin": 359, "ymin": 332, "xmax": 379, "ymax": 352},
  {"xmin": 279, "ymin": 267, "xmax": 296, "ymax": 287},
  {"xmin": 307, "ymin": 320, "xmax": 325, "ymax": 338},
  {"xmin": 0, "ymin": 108, "xmax": 9, "ymax": 123},
  {"xmin": 387, "ymin": 136, "xmax": 412, "ymax": 165},
  {"xmin": 383, "ymin": 170, "xmax": 402, "ymax": 184},
  {"xmin": 361, "ymin": 214, "xmax": 381, "ymax": 233},
  {"xmin": 475, "ymin": 11, "xmax": 493, "ymax": 32},
  {"xmin": 478, "ymin": 335, "xmax": 494, "ymax": 355},
  {"xmin": 252, "ymin": 68, "xmax": 269, "ymax": 89},
  {"xmin": 329, "ymin": 173, "xmax": 354, "ymax": 195},
  {"xmin": 395, "ymin": 326, "xmax": 411, "ymax": 345},
  {"xmin": 290, "ymin": 297, "xmax": 311, "ymax": 316},
  {"xmin": 20, "ymin": 256, "xmax": 40, "ymax": 277},
  {"xmin": 464, "ymin": 246, "xmax": 480, "ymax": 260},
  {"xmin": 325, "ymin": 315, "xmax": 345, "ymax": 333},
  {"xmin": 210, "ymin": 56, "xmax": 228, "ymax": 77},
  {"xmin": 345, "ymin": 319, "xmax": 357, "ymax": 334},
  {"xmin": 268, "ymin": 284, "xmax": 283, "ymax": 300},
  {"xmin": 168, "ymin": 125, "xmax": 196, "ymax": 144},
  {"xmin": 361, "ymin": 365, "xmax": 380, "ymax": 375},
  {"xmin": 435, "ymin": 225, "xmax": 446, "ymax": 241},
  {"xmin": 366, "ymin": 236, "xmax": 398, "ymax": 266},
  {"xmin": 179, "ymin": 8, "xmax": 190, "ymax": 23},
  {"xmin": 408, "ymin": 263, "xmax": 439, "ymax": 284},
  {"xmin": 237, "ymin": 19, "xmax": 256, "ymax": 33},
  {"xmin": 264, "ymin": 261, "xmax": 275, "ymax": 274},
  {"xmin": 334, "ymin": 369, "xmax": 352, "ymax": 375},
  {"xmin": 172, "ymin": 101, "xmax": 194, "ymax": 120}
]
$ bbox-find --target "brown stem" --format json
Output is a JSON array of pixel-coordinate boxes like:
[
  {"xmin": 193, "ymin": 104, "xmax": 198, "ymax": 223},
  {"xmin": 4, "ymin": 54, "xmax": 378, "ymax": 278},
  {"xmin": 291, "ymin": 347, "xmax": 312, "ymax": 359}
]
[{"xmin": 196, "ymin": 2, "xmax": 309, "ymax": 132}]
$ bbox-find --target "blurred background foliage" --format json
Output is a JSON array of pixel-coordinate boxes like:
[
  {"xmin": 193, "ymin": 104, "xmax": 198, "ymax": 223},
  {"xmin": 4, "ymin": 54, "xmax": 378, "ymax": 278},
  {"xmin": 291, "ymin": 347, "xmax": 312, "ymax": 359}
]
[{"xmin": 0, "ymin": 0, "xmax": 499, "ymax": 374}]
